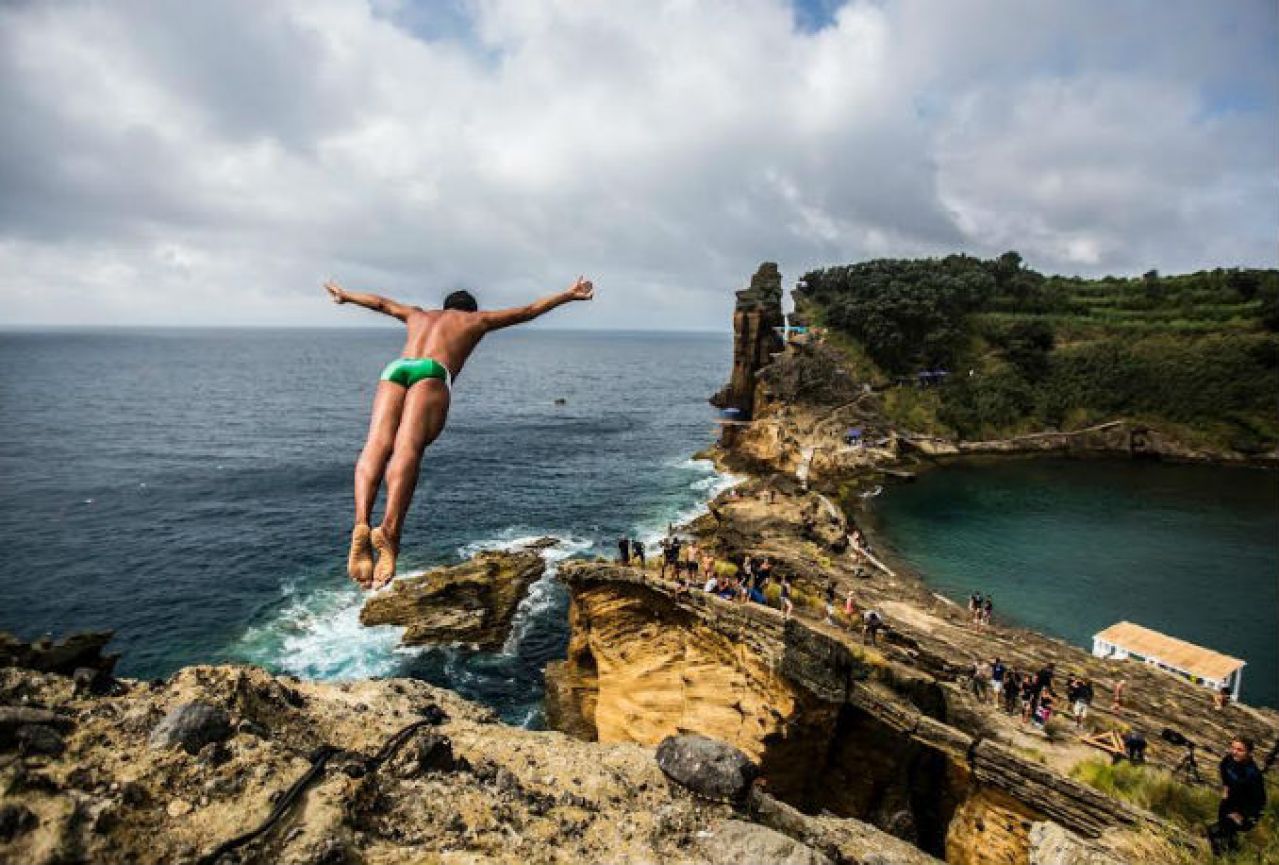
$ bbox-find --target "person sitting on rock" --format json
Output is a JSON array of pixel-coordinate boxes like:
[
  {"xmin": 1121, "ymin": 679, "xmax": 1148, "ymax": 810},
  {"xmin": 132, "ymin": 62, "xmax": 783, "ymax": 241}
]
[
  {"xmin": 1208, "ymin": 736, "xmax": 1266, "ymax": 856},
  {"xmin": 326, "ymin": 276, "xmax": 594, "ymax": 590}
]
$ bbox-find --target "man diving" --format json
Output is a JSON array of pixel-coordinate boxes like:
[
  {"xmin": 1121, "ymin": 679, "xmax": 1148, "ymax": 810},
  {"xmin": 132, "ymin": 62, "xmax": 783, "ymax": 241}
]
[{"xmin": 324, "ymin": 276, "xmax": 595, "ymax": 590}]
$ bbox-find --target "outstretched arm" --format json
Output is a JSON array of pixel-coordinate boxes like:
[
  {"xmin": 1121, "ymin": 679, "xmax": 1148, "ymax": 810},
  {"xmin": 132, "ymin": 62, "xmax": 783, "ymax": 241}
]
[
  {"xmin": 325, "ymin": 280, "xmax": 415, "ymax": 322},
  {"xmin": 479, "ymin": 276, "xmax": 594, "ymax": 332}
]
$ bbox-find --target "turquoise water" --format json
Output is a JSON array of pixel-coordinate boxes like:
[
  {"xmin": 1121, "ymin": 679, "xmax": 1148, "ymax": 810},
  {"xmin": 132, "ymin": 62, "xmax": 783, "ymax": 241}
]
[{"xmin": 866, "ymin": 458, "xmax": 1279, "ymax": 708}]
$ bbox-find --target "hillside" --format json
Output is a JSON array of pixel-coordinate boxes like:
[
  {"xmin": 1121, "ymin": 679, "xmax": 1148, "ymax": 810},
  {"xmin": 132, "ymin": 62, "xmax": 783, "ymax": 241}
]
[{"xmin": 795, "ymin": 255, "xmax": 1279, "ymax": 455}]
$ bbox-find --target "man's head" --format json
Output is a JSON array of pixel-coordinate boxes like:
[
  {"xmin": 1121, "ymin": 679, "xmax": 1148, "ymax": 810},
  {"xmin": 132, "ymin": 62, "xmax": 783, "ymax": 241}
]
[
  {"xmin": 1230, "ymin": 737, "xmax": 1254, "ymax": 762},
  {"xmin": 443, "ymin": 290, "xmax": 478, "ymax": 312}
]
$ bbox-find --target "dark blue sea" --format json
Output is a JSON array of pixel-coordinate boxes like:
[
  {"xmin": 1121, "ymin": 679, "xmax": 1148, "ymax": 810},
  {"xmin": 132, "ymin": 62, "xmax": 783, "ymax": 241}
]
[{"xmin": 0, "ymin": 328, "xmax": 736, "ymax": 727}]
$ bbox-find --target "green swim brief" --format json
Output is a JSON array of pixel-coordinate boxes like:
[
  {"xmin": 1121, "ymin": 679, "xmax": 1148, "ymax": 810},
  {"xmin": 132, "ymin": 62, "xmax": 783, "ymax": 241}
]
[{"xmin": 379, "ymin": 357, "xmax": 453, "ymax": 390}]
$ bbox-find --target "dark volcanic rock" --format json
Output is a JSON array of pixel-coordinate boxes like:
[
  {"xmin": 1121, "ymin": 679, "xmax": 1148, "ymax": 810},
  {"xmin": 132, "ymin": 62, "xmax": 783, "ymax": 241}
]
[
  {"xmin": 655, "ymin": 734, "xmax": 758, "ymax": 803},
  {"xmin": 359, "ymin": 551, "xmax": 545, "ymax": 650},
  {"xmin": 0, "ymin": 803, "xmax": 37, "ymax": 842},
  {"xmin": 0, "ymin": 630, "xmax": 119, "ymax": 678},
  {"xmin": 16, "ymin": 724, "xmax": 65, "ymax": 756},
  {"xmin": 148, "ymin": 702, "xmax": 232, "ymax": 754}
]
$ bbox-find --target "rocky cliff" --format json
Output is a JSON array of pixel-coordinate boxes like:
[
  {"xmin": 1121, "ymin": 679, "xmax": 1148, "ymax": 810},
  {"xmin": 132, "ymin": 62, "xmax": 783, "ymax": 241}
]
[
  {"xmin": 545, "ymin": 561, "xmax": 1199, "ymax": 865},
  {"xmin": 710, "ymin": 262, "xmax": 785, "ymax": 422}
]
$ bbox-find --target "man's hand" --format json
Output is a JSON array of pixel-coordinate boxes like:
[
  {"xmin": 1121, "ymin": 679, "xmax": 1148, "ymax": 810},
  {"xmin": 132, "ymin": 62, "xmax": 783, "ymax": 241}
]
[
  {"xmin": 324, "ymin": 280, "xmax": 347, "ymax": 304},
  {"xmin": 565, "ymin": 276, "xmax": 594, "ymax": 301}
]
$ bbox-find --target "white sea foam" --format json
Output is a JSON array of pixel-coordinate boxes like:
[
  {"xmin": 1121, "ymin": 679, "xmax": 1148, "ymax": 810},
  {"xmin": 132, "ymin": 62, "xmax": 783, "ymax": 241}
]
[{"xmin": 234, "ymin": 580, "xmax": 413, "ymax": 681}]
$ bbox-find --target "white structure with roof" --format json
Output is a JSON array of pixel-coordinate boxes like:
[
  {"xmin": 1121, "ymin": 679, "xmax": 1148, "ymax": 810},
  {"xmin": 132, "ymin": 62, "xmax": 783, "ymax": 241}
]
[{"xmin": 1092, "ymin": 621, "xmax": 1246, "ymax": 701}]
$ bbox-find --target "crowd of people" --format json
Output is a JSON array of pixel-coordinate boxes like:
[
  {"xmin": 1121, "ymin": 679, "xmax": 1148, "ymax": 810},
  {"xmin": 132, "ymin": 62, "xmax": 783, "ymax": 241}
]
[
  {"xmin": 967, "ymin": 659, "xmax": 1101, "ymax": 733},
  {"xmin": 616, "ymin": 533, "xmax": 888, "ymax": 640}
]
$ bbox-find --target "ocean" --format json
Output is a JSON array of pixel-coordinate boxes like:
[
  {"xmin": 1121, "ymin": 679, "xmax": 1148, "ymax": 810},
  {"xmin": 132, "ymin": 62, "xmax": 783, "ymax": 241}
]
[
  {"xmin": 0, "ymin": 328, "xmax": 735, "ymax": 727},
  {"xmin": 867, "ymin": 458, "xmax": 1279, "ymax": 708}
]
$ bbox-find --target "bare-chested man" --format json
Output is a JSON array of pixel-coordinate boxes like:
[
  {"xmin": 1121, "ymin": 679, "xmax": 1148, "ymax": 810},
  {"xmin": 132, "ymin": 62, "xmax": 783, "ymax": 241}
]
[{"xmin": 324, "ymin": 277, "xmax": 595, "ymax": 589}]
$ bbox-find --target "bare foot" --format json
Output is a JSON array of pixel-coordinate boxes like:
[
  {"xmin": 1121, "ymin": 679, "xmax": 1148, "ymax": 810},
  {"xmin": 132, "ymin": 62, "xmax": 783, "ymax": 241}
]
[
  {"xmin": 347, "ymin": 524, "xmax": 374, "ymax": 589},
  {"xmin": 370, "ymin": 527, "xmax": 398, "ymax": 589}
]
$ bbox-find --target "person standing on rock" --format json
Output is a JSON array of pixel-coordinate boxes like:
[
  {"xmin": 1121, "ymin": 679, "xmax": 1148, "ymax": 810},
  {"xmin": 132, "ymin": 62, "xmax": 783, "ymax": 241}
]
[{"xmin": 326, "ymin": 276, "xmax": 595, "ymax": 589}]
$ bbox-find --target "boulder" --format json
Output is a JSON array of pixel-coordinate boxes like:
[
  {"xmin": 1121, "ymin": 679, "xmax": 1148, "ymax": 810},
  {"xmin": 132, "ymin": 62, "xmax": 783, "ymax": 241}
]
[
  {"xmin": 655, "ymin": 734, "xmax": 758, "ymax": 803},
  {"xmin": 16, "ymin": 724, "xmax": 65, "ymax": 756},
  {"xmin": 696, "ymin": 820, "xmax": 832, "ymax": 865},
  {"xmin": 360, "ymin": 551, "xmax": 545, "ymax": 650},
  {"xmin": 0, "ymin": 630, "xmax": 119, "ymax": 679},
  {"xmin": 0, "ymin": 803, "xmax": 37, "ymax": 842},
  {"xmin": 148, "ymin": 702, "xmax": 231, "ymax": 754}
]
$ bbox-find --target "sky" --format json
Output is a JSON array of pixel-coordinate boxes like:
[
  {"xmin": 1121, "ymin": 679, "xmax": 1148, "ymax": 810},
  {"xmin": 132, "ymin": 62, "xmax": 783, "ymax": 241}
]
[{"xmin": 1, "ymin": 0, "xmax": 1275, "ymax": 329}]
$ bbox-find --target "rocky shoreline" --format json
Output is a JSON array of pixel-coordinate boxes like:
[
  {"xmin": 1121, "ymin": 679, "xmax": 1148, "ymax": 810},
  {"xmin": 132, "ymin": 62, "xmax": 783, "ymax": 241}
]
[{"xmin": 3, "ymin": 265, "xmax": 1275, "ymax": 864}]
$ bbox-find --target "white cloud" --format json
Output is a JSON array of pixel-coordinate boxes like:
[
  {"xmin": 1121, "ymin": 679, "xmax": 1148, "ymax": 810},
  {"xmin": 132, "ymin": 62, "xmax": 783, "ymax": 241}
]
[{"xmin": 0, "ymin": 0, "xmax": 1274, "ymax": 327}]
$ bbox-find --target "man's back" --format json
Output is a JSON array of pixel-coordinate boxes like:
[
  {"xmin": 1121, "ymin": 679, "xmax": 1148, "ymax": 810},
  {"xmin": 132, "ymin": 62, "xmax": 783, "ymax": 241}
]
[{"xmin": 401, "ymin": 309, "xmax": 486, "ymax": 377}]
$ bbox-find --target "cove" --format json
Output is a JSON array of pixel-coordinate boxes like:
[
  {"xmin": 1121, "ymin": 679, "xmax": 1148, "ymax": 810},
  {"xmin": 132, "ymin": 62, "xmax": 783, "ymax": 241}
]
[{"xmin": 866, "ymin": 457, "xmax": 1279, "ymax": 708}]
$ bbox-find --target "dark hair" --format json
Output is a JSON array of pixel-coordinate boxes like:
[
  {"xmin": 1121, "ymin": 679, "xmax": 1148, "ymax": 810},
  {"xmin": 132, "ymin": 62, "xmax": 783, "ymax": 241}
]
[
  {"xmin": 443, "ymin": 290, "xmax": 478, "ymax": 312},
  {"xmin": 1234, "ymin": 736, "xmax": 1255, "ymax": 753}
]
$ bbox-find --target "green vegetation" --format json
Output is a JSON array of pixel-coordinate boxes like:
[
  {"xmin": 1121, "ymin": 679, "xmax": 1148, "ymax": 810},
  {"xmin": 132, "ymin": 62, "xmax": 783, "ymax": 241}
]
[
  {"xmin": 1070, "ymin": 758, "xmax": 1279, "ymax": 863},
  {"xmin": 796, "ymin": 255, "xmax": 1279, "ymax": 451}
]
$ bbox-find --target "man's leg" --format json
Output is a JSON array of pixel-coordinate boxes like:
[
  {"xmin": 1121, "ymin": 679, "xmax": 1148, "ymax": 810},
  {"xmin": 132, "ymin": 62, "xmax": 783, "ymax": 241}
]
[
  {"xmin": 372, "ymin": 380, "xmax": 450, "ymax": 587},
  {"xmin": 348, "ymin": 382, "xmax": 406, "ymax": 586}
]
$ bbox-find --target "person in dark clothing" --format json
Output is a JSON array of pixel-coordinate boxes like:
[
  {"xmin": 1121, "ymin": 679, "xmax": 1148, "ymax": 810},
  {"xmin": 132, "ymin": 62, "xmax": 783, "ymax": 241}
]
[
  {"xmin": 661, "ymin": 537, "xmax": 681, "ymax": 579},
  {"xmin": 632, "ymin": 539, "xmax": 645, "ymax": 568},
  {"xmin": 1030, "ymin": 662, "xmax": 1056, "ymax": 715},
  {"xmin": 1208, "ymin": 736, "xmax": 1267, "ymax": 855},
  {"xmin": 617, "ymin": 537, "xmax": 630, "ymax": 565},
  {"xmin": 1003, "ymin": 670, "xmax": 1020, "ymax": 714},
  {"xmin": 1123, "ymin": 729, "xmax": 1147, "ymax": 763}
]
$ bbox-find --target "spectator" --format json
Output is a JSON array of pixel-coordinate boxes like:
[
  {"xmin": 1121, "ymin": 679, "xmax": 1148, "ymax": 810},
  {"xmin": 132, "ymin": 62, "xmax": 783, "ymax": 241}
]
[
  {"xmin": 1070, "ymin": 678, "xmax": 1094, "ymax": 728},
  {"xmin": 1214, "ymin": 685, "xmax": 1232, "ymax": 711},
  {"xmin": 617, "ymin": 537, "xmax": 630, "ymax": 565},
  {"xmin": 660, "ymin": 536, "xmax": 682, "ymax": 580},
  {"xmin": 991, "ymin": 657, "xmax": 1006, "ymax": 707},
  {"xmin": 1032, "ymin": 693, "xmax": 1054, "ymax": 729},
  {"xmin": 1208, "ymin": 736, "xmax": 1267, "ymax": 856},
  {"xmin": 1111, "ymin": 678, "xmax": 1127, "ymax": 711},
  {"xmin": 1003, "ymin": 670, "xmax": 1021, "ymax": 715},
  {"xmin": 843, "ymin": 589, "xmax": 858, "ymax": 631},
  {"xmin": 1031, "ymin": 662, "xmax": 1056, "ymax": 714},
  {"xmin": 972, "ymin": 592, "xmax": 984, "ymax": 625},
  {"xmin": 632, "ymin": 539, "xmax": 646, "ymax": 568},
  {"xmin": 1020, "ymin": 675, "xmax": 1038, "ymax": 723},
  {"xmin": 981, "ymin": 595, "xmax": 993, "ymax": 627},
  {"xmin": 862, "ymin": 609, "xmax": 885, "ymax": 645},
  {"xmin": 1123, "ymin": 729, "xmax": 1147, "ymax": 763},
  {"xmin": 823, "ymin": 582, "xmax": 837, "ymax": 624},
  {"xmin": 971, "ymin": 660, "xmax": 991, "ymax": 700},
  {"xmin": 780, "ymin": 575, "xmax": 794, "ymax": 620}
]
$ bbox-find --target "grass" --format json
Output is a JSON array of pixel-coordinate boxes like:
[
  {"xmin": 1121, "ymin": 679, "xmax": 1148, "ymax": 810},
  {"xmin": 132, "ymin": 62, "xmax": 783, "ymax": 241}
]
[{"xmin": 1070, "ymin": 758, "xmax": 1279, "ymax": 863}]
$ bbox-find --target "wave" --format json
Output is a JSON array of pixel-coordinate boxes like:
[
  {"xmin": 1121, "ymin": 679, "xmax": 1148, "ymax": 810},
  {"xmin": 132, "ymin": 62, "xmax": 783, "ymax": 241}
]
[{"xmin": 232, "ymin": 580, "xmax": 414, "ymax": 681}]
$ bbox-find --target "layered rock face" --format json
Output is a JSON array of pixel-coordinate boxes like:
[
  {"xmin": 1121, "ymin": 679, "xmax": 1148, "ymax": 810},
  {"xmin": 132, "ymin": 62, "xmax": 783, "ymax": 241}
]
[
  {"xmin": 546, "ymin": 566, "xmax": 839, "ymax": 804},
  {"xmin": 547, "ymin": 551, "xmax": 1209, "ymax": 864},
  {"xmin": 360, "ymin": 550, "xmax": 544, "ymax": 649},
  {"xmin": 710, "ymin": 262, "xmax": 785, "ymax": 422}
]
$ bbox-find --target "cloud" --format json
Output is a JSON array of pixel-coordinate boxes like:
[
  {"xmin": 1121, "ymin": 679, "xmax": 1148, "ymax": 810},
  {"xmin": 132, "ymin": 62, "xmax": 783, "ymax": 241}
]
[{"xmin": 0, "ymin": 0, "xmax": 1274, "ymax": 327}]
